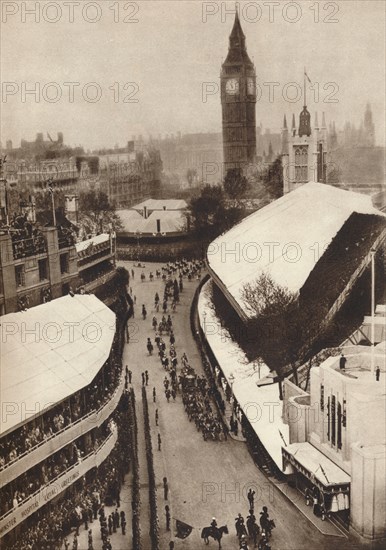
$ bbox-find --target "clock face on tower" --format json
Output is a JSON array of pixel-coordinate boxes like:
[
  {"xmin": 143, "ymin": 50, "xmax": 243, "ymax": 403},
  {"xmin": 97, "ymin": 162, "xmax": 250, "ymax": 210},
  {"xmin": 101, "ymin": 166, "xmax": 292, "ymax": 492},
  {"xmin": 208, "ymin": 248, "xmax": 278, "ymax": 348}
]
[
  {"xmin": 247, "ymin": 77, "xmax": 255, "ymax": 95},
  {"xmin": 226, "ymin": 78, "xmax": 239, "ymax": 95}
]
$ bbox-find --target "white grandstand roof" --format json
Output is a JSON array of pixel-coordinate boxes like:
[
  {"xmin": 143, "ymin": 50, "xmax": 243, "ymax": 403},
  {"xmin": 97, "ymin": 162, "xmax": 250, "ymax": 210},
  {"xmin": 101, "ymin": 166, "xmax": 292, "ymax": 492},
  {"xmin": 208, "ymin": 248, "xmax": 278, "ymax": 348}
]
[
  {"xmin": 76, "ymin": 233, "xmax": 110, "ymax": 253},
  {"xmin": 117, "ymin": 208, "xmax": 186, "ymax": 235},
  {"xmin": 133, "ymin": 198, "xmax": 187, "ymax": 211},
  {"xmin": 207, "ymin": 182, "xmax": 385, "ymax": 318},
  {"xmin": 0, "ymin": 295, "xmax": 115, "ymax": 436}
]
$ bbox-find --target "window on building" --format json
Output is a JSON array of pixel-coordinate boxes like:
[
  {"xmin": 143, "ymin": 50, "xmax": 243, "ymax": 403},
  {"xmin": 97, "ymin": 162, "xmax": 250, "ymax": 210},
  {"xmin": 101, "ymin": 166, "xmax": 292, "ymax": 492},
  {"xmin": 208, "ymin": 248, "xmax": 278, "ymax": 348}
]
[
  {"xmin": 342, "ymin": 399, "xmax": 347, "ymax": 428},
  {"xmin": 15, "ymin": 265, "xmax": 25, "ymax": 287},
  {"xmin": 320, "ymin": 384, "xmax": 324, "ymax": 411},
  {"xmin": 38, "ymin": 259, "xmax": 48, "ymax": 281},
  {"xmin": 60, "ymin": 253, "xmax": 69, "ymax": 274},
  {"xmin": 331, "ymin": 395, "xmax": 336, "ymax": 446},
  {"xmin": 337, "ymin": 402, "xmax": 342, "ymax": 449},
  {"xmin": 327, "ymin": 396, "xmax": 330, "ymax": 441},
  {"xmin": 294, "ymin": 145, "xmax": 308, "ymax": 182}
]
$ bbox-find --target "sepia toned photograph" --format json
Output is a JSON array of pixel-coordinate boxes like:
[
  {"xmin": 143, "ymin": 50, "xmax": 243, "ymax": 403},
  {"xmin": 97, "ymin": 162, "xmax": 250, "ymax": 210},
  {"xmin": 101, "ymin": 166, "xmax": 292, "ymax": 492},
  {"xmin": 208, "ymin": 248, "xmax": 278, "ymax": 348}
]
[{"xmin": 0, "ymin": 1, "xmax": 385, "ymax": 549}]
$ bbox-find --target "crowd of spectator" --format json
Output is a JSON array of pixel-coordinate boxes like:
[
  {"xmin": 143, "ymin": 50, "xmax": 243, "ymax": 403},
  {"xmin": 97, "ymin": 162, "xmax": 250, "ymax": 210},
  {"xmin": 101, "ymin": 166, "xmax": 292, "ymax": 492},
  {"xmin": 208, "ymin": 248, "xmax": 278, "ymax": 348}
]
[
  {"xmin": 6, "ymin": 214, "xmax": 47, "ymax": 260},
  {"xmin": 78, "ymin": 260, "xmax": 115, "ymax": 287},
  {"xmin": 0, "ymin": 436, "xmax": 90, "ymax": 517},
  {"xmin": 0, "ymin": 336, "xmax": 123, "ymax": 470},
  {"xmin": 2, "ymin": 399, "xmax": 131, "ymax": 550},
  {"xmin": 57, "ymin": 225, "xmax": 76, "ymax": 249}
]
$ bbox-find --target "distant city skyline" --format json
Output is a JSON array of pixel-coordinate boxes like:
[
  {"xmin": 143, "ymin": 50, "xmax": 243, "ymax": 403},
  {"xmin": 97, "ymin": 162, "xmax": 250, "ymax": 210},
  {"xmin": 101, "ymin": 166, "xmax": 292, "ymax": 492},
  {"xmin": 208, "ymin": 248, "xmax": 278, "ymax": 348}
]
[{"xmin": 1, "ymin": 1, "xmax": 385, "ymax": 149}]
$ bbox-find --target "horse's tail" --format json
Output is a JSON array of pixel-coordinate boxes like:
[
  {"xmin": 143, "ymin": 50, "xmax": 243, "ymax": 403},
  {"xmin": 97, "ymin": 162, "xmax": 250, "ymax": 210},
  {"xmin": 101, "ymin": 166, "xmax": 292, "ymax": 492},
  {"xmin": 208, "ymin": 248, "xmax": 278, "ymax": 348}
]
[{"xmin": 200, "ymin": 528, "xmax": 206, "ymax": 539}]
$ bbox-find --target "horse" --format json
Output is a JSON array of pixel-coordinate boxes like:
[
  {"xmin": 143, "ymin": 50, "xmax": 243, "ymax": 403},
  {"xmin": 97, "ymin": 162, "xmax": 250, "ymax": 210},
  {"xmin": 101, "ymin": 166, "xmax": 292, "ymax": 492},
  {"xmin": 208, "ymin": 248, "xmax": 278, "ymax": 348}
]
[
  {"xmin": 201, "ymin": 525, "xmax": 228, "ymax": 548},
  {"xmin": 261, "ymin": 519, "xmax": 275, "ymax": 539}
]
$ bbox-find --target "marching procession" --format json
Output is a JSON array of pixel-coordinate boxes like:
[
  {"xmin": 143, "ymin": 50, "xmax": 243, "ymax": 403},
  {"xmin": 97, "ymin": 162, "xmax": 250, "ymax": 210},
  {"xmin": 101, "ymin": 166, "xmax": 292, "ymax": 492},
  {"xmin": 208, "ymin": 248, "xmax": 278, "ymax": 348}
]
[{"xmin": 124, "ymin": 258, "xmax": 277, "ymax": 549}]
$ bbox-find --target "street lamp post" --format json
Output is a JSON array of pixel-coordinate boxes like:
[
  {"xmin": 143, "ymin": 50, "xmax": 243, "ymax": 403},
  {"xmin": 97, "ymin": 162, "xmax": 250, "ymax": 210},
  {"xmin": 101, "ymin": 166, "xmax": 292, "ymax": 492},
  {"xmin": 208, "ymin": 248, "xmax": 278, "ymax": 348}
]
[
  {"xmin": 135, "ymin": 230, "xmax": 142, "ymax": 262},
  {"xmin": 203, "ymin": 310, "xmax": 207, "ymax": 336},
  {"xmin": 370, "ymin": 248, "xmax": 376, "ymax": 374}
]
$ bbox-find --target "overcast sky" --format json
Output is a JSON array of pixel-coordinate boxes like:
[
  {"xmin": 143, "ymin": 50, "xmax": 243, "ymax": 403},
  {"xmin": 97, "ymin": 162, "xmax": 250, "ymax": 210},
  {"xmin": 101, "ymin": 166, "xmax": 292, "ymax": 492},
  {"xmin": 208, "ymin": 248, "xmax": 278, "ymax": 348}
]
[{"xmin": 1, "ymin": 0, "xmax": 385, "ymax": 149}]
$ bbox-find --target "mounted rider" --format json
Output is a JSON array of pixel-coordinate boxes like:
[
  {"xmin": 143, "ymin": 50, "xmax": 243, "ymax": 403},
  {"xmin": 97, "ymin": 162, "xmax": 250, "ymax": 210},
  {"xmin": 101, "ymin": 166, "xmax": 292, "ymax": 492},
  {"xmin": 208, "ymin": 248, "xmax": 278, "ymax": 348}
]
[
  {"xmin": 239, "ymin": 533, "xmax": 249, "ymax": 549},
  {"xmin": 235, "ymin": 513, "xmax": 246, "ymax": 538}
]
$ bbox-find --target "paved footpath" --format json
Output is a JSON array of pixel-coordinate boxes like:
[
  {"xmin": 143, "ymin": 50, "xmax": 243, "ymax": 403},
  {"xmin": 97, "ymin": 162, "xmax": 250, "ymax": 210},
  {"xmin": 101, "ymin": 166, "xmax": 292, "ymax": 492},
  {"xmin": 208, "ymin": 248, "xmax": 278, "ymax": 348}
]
[{"xmin": 88, "ymin": 261, "xmax": 364, "ymax": 550}]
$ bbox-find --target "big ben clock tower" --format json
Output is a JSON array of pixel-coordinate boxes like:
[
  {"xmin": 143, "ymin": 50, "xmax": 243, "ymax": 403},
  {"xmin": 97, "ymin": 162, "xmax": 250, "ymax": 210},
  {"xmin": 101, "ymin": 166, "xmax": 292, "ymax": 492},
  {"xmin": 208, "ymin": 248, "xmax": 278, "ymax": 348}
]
[{"xmin": 221, "ymin": 10, "xmax": 257, "ymax": 176}]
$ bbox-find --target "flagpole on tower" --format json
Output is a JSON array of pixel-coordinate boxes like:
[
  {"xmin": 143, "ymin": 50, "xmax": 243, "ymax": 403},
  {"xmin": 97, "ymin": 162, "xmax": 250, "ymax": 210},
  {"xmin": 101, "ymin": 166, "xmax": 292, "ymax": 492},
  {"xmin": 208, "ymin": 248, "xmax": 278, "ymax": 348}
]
[{"xmin": 304, "ymin": 66, "xmax": 307, "ymax": 107}]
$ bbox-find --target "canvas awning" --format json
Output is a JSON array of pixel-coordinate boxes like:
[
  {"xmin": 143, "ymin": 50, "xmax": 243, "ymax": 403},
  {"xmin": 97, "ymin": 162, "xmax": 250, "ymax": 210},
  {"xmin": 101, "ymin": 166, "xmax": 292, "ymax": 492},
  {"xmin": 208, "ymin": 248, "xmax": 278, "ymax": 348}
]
[
  {"xmin": 0, "ymin": 295, "xmax": 116, "ymax": 437},
  {"xmin": 282, "ymin": 442, "xmax": 350, "ymax": 492},
  {"xmin": 207, "ymin": 182, "xmax": 385, "ymax": 318}
]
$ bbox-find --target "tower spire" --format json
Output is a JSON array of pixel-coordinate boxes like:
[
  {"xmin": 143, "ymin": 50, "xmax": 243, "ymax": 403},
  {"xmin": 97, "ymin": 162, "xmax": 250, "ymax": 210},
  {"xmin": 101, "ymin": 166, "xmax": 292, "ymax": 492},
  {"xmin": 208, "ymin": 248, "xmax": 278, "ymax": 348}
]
[
  {"xmin": 223, "ymin": 7, "xmax": 253, "ymax": 66},
  {"xmin": 221, "ymin": 7, "xmax": 257, "ymax": 177},
  {"xmin": 282, "ymin": 115, "xmax": 289, "ymax": 155},
  {"xmin": 299, "ymin": 69, "xmax": 312, "ymax": 137}
]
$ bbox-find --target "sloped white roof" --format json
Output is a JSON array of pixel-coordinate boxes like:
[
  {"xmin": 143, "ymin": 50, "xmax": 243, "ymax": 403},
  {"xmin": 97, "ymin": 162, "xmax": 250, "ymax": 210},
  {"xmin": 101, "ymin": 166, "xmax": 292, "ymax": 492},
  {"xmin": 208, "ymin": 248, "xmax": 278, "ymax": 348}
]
[
  {"xmin": 0, "ymin": 295, "xmax": 115, "ymax": 436},
  {"xmin": 142, "ymin": 210, "xmax": 185, "ymax": 234},
  {"xmin": 133, "ymin": 199, "xmax": 187, "ymax": 211},
  {"xmin": 117, "ymin": 208, "xmax": 185, "ymax": 234},
  {"xmin": 284, "ymin": 442, "xmax": 351, "ymax": 486},
  {"xmin": 116, "ymin": 209, "xmax": 143, "ymax": 231},
  {"xmin": 76, "ymin": 233, "xmax": 110, "ymax": 253},
  {"xmin": 198, "ymin": 281, "xmax": 288, "ymax": 470},
  {"xmin": 207, "ymin": 182, "xmax": 385, "ymax": 317}
]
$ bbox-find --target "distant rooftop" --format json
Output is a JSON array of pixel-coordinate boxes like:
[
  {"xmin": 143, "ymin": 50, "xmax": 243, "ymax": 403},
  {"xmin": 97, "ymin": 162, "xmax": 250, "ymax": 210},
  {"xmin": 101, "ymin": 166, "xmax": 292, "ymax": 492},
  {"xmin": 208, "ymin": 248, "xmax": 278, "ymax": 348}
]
[
  {"xmin": 117, "ymin": 208, "xmax": 186, "ymax": 236},
  {"xmin": 132, "ymin": 199, "xmax": 187, "ymax": 211}
]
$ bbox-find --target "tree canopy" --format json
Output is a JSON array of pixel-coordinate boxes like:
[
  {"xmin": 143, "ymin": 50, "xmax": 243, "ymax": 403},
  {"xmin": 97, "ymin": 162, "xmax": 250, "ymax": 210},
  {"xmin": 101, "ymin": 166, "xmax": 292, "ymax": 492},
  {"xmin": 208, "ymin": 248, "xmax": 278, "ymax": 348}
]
[
  {"xmin": 241, "ymin": 272, "xmax": 296, "ymax": 317},
  {"xmin": 240, "ymin": 272, "xmax": 321, "ymax": 381},
  {"xmin": 187, "ymin": 184, "xmax": 246, "ymax": 238},
  {"xmin": 78, "ymin": 189, "xmax": 122, "ymax": 236},
  {"xmin": 263, "ymin": 157, "xmax": 283, "ymax": 200},
  {"xmin": 223, "ymin": 168, "xmax": 249, "ymax": 199}
]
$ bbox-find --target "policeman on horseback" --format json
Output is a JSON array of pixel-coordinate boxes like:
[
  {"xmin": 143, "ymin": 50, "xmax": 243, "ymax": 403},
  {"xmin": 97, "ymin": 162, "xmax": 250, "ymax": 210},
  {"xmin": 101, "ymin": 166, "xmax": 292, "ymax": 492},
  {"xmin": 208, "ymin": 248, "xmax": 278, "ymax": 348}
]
[
  {"xmin": 239, "ymin": 533, "xmax": 249, "ymax": 549},
  {"xmin": 235, "ymin": 513, "xmax": 247, "ymax": 539}
]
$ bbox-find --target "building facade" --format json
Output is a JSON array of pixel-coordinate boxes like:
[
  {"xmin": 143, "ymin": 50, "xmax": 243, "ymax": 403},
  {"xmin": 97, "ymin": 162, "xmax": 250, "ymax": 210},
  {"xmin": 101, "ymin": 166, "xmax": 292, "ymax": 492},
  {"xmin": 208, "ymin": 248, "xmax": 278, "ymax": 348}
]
[
  {"xmin": 221, "ymin": 11, "xmax": 257, "ymax": 176},
  {"xmin": 0, "ymin": 224, "xmax": 116, "ymax": 316},
  {"xmin": 91, "ymin": 146, "xmax": 163, "ymax": 208},
  {"xmin": 0, "ymin": 226, "xmax": 78, "ymax": 315},
  {"xmin": 282, "ymin": 110, "xmax": 328, "ymax": 194},
  {"xmin": 282, "ymin": 351, "xmax": 385, "ymax": 541}
]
